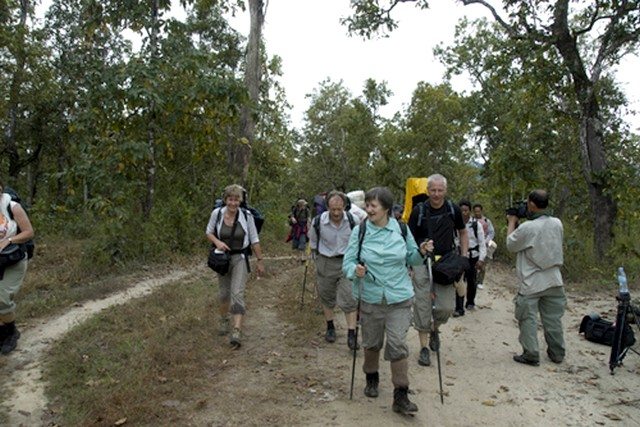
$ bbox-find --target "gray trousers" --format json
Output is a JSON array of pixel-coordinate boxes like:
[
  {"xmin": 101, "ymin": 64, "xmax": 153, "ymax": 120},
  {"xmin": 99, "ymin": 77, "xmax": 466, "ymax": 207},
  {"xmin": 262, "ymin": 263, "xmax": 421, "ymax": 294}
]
[
  {"xmin": 412, "ymin": 263, "xmax": 455, "ymax": 331},
  {"xmin": 218, "ymin": 254, "xmax": 249, "ymax": 315},
  {"xmin": 514, "ymin": 286, "xmax": 566, "ymax": 361}
]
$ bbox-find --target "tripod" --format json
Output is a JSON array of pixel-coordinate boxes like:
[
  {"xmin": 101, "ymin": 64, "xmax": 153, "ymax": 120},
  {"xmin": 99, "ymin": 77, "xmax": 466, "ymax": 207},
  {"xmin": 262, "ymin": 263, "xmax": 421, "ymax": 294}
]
[{"xmin": 608, "ymin": 292, "xmax": 640, "ymax": 374}]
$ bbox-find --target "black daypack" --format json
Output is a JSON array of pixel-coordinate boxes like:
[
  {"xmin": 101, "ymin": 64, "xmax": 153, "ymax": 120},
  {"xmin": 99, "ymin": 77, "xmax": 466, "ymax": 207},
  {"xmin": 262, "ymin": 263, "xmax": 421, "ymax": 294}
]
[
  {"xmin": 579, "ymin": 314, "xmax": 636, "ymax": 348},
  {"xmin": 4, "ymin": 187, "xmax": 34, "ymax": 259}
]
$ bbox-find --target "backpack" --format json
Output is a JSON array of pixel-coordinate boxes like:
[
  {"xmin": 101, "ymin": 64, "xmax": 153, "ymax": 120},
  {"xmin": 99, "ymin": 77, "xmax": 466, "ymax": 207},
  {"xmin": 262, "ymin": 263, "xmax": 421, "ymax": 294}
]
[
  {"xmin": 214, "ymin": 190, "xmax": 264, "ymax": 235},
  {"xmin": 579, "ymin": 314, "xmax": 636, "ymax": 348},
  {"xmin": 313, "ymin": 211, "xmax": 355, "ymax": 252},
  {"xmin": 357, "ymin": 219, "xmax": 408, "ymax": 263},
  {"xmin": 401, "ymin": 177, "xmax": 428, "ymax": 223},
  {"xmin": 3, "ymin": 187, "xmax": 35, "ymax": 259}
]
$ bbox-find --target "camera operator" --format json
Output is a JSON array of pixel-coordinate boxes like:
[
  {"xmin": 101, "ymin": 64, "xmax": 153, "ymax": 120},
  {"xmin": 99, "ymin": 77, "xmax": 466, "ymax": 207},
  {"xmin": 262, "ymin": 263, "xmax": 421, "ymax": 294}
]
[{"xmin": 506, "ymin": 189, "xmax": 566, "ymax": 366}]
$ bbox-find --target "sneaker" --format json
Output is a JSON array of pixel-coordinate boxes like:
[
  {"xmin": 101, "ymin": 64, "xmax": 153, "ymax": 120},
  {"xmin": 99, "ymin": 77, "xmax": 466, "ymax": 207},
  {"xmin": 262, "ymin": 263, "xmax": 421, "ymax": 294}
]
[
  {"xmin": 465, "ymin": 304, "xmax": 476, "ymax": 311},
  {"xmin": 429, "ymin": 330, "xmax": 440, "ymax": 352},
  {"xmin": 325, "ymin": 328, "xmax": 336, "ymax": 343},
  {"xmin": 392, "ymin": 387, "xmax": 418, "ymax": 415},
  {"xmin": 513, "ymin": 354, "xmax": 539, "ymax": 366},
  {"xmin": 418, "ymin": 347, "xmax": 431, "ymax": 366},
  {"xmin": 452, "ymin": 310, "xmax": 465, "ymax": 318},
  {"xmin": 477, "ymin": 283, "xmax": 484, "ymax": 290},
  {"xmin": 0, "ymin": 328, "xmax": 20, "ymax": 355},
  {"xmin": 218, "ymin": 316, "xmax": 230, "ymax": 336},
  {"xmin": 364, "ymin": 372, "xmax": 379, "ymax": 398},
  {"xmin": 229, "ymin": 328, "xmax": 242, "ymax": 347},
  {"xmin": 347, "ymin": 333, "xmax": 359, "ymax": 350}
]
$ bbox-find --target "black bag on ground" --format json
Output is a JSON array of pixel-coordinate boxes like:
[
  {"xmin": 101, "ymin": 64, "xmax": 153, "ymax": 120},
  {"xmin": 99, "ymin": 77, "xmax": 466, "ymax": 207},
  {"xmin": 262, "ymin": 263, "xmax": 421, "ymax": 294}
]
[
  {"xmin": 207, "ymin": 248, "xmax": 231, "ymax": 275},
  {"xmin": 579, "ymin": 314, "xmax": 636, "ymax": 348},
  {"xmin": 432, "ymin": 251, "xmax": 470, "ymax": 285}
]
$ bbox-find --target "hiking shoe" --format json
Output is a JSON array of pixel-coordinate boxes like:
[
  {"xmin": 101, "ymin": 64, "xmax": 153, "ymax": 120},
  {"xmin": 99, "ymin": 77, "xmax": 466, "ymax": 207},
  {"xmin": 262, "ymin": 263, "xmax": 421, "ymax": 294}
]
[
  {"xmin": 325, "ymin": 328, "xmax": 336, "ymax": 343},
  {"xmin": 0, "ymin": 328, "xmax": 20, "ymax": 355},
  {"xmin": 513, "ymin": 354, "xmax": 539, "ymax": 366},
  {"xmin": 347, "ymin": 333, "xmax": 359, "ymax": 350},
  {"xmin": 547, "ymin": 350, "xmax": 564, "ymax": 364},
  {"xmin": 218, "ymin": 316, "xmax": 230, "ymax": 336},
  {"xmin": 392, "ymin": 387, "xmax": 418, "ymax": 415},
  {"xmin": 452, "ymin": 310, "xmax": 464, "ymax": 318},
  {"xmin": 418, "ymin": 347, "xmax": 431, "ymax": 366},
  {"xmin": 364, "ymin": 372, "xmax": 379, "ymax": 398},
  {"xmin": 429, "ymin": 330, "xmax": 440, "ymax": 352},
  {"xmin": 477, "ymin": 283, "xmax": 484, "ymax": 290},
  {"xmin": 229, "ymin": 328, "xmax": 242, "ymax": 347},
  {"xmin": 465, "ymin": 304, "xmax": 476, "ymax": 311}
]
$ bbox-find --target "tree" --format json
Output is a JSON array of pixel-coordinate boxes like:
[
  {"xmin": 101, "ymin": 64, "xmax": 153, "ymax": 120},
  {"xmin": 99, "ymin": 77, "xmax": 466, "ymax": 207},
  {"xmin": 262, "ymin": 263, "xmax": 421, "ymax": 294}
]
[{"xmin": 345, "ymin": 0, "xmax": 640, "ymax": 258}]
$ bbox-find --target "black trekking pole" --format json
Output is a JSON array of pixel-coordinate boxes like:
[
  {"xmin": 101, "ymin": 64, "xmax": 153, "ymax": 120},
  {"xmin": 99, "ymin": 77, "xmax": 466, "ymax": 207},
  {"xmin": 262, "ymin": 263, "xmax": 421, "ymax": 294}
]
[
  {"xmin": 427, "ymin": 255, "xmax": 444, "ymax": 404},
  {"xmin": 349, "ymin": 269, "xmax": 363, "ymax": 400},
  {"xmin": 299, "ymin": 244, "xmax": 310, "ymax": 310}
]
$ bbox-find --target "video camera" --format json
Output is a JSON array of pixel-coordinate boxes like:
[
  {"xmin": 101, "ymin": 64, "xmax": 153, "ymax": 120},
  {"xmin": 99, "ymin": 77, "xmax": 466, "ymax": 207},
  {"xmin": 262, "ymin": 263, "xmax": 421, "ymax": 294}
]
[{"xmin": 505, "ymin": 200, "xmax": 528, "ymax": 219}]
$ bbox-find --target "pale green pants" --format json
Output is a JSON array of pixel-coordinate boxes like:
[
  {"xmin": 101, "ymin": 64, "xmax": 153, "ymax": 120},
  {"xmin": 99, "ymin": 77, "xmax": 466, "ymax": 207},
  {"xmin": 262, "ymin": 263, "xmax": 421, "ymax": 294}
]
[{"xmin": 514, "ymin": 286, "xmax": 566, "ymax": 361}]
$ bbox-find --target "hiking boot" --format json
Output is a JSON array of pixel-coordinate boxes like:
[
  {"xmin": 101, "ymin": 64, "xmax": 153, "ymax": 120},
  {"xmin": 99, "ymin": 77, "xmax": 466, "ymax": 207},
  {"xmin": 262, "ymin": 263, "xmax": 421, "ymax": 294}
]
[
  {"xmin": 465, "ymin": 304, "xmax": 476, "ymax": 311},
  {"xmin": 418, "ymin": 347, "xmax": 431, "ymax": 366},
  {"xmin": 392, "ymin": 387, "xmax": 418, "ymax": 415},
  {"xmin": 477, "ymin": 283, "xmax": 484, "ymax": 290},
  {"xmin": 429, "ymin": 330, "xmax": 440, "ymax": 352},
  {"xmin": 218, "ymin": 315, "xmax": 230, "ymax": 336},
  {"xmin": 547, "ymin": 350, "xmax": 564, "ymax": 364},
  {"xmin": 452, "ymin": 310, "xmax": 464, "ymax": 318},
  {"xmin": 0, "ymin": 327, "xmax": 20, "ymax": 355},
  {"xmin": 347, "ymin": 333, "xmax": 359, "ymax": 350},
  {"xmin": 513, "ymin": 354, "xmax": 539, "ymax": 366},
  {"xmin": 325, "ymin": 328, "xmax": 336, "ymax": 343},
  {"xmin": 364, "ymin": 372, "xmax": 379, "ymax": 398},
  {"xmin": 229, "ymin": 328, "xmax": 242, "ymax": 347}
]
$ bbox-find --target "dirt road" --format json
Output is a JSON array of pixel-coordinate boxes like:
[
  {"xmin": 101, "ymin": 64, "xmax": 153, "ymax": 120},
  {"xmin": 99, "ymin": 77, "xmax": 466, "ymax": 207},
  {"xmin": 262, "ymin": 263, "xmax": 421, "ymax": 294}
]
[{"xmin": 1, "ymin": 260, "xmax": 639, "ymax": 426}]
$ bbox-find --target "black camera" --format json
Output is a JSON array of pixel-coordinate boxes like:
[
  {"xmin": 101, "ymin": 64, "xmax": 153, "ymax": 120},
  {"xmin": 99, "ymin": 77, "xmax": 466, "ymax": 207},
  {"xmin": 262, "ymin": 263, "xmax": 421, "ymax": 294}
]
[{"xmin": 506, "ymin": 200, "xmax": 528, "ymax": 218}]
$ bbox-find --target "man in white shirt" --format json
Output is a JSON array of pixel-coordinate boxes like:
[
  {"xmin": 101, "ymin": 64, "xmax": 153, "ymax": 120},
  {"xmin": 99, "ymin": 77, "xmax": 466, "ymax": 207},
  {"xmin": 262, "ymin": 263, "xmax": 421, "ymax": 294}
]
[
  {"xmin": 454, "ymin": 200, "xmax": 486, "ymax": 316},
  {"xmin": 473, "ymin": 203, "xmax": 495, "ymax": 289}
]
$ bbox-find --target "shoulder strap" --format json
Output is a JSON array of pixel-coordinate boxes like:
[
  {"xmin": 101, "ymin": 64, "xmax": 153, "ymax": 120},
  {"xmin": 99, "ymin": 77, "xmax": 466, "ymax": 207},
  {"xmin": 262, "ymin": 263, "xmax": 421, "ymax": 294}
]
[
  {"xmin": 399, "ymin": 221, "xmax": 408, "ymax": 241},
  {"xmin": 347, "ymin": 211, "xmax": 355, "ymax": 229},
  {"xmin": 356, "ymin": 220, "xmax": 367, "ymax": 263},
  {"xmin": 471, "ymin": 219, "xmax": 478, "ymax": 239},
  {"xmin": 417, "ymin": 202, "xmax": 426, "ymax": 228},
  {"xmin": 313, "ymin": 215, "xmax": 321, "ymax": 251},
  {"xmin": 213, "ymin": 209, "xmax": 222, "ymax": 238}
]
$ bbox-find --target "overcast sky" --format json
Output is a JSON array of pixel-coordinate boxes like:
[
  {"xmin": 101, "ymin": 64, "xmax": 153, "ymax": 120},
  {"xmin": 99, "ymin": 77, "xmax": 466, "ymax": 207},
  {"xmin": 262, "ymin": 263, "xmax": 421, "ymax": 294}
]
[{"xmin": 225, "ymin": 1, "xmax": 639, "ymax": 131}]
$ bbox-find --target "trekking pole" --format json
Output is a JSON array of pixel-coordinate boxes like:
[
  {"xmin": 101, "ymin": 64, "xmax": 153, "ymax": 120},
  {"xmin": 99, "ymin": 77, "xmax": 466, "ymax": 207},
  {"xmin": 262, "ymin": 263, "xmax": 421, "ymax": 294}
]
[
  {"xmin": 299, "ymin": 257, "xmax": 309, "ymax": 310},
  {"xmin": 427, "ymin": 255, "xmax": 444, "ymax": 405},
  {"xmin": 349, "ymin": 268, "xmax": 363, "ymax": 400}
]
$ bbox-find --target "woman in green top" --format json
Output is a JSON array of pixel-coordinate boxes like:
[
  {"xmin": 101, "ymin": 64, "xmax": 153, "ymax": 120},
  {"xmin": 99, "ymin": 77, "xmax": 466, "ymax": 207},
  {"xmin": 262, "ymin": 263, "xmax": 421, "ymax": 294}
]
[{"xmin": 343, "ymin": 187, "xmax": 431, "ymax": 415}]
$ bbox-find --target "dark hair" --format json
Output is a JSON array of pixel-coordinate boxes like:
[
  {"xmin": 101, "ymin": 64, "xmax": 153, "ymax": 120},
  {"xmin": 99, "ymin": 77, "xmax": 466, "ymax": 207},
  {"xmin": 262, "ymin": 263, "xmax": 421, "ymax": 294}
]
[
  {"xmin": 325, "ymin": 190, "xmax": 348, "ymax": 207},
  {"xmin": 528, "ymin": 189, "xmax": 549, "ymax": 209},
  {"xmin": 365, "ymin": 187, "xmax": 394, "ymax": 213},
  {"xmin": 459, "ymin": 199, "xmax": 472, "ymax": 209},
  {"xmin": 472, "ymin": 203, "xmax": 483, "ymax": 210}
]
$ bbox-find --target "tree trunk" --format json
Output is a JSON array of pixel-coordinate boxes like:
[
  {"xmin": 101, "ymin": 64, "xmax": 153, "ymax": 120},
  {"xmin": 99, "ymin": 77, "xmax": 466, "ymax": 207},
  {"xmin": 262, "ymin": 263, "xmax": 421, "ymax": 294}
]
[
  {"xmin": 3, "ymin": 0, "xmax": 29, "ymax": 182},
  {"xmin": 143, "ymin": 0, "xmax": 160, "ymax": 220},
  {"xmin": 237, "ymin": 0, "xmax": 265, "ymax": 185}
]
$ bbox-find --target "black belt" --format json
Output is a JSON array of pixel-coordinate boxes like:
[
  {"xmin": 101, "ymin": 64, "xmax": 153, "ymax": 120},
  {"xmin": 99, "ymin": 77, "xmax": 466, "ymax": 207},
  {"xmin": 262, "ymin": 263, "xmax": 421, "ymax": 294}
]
[{"xmin": 321, "ymin": 254, "xmax": 344, "ymax": 259}]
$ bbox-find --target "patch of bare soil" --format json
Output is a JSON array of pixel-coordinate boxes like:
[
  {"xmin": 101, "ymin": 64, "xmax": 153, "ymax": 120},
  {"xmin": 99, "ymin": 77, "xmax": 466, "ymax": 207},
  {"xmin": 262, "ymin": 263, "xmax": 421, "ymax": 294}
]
[{"xmin": 2, "ymin": 259, "xmax": 639, "ymax": 426}]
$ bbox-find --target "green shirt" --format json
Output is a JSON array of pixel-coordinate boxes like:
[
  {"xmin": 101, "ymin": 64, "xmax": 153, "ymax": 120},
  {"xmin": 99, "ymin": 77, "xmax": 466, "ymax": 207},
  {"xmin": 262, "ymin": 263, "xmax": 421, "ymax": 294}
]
[{"xmin": 343, "ymin": 218, "xmax": 424, "ymax": 304}]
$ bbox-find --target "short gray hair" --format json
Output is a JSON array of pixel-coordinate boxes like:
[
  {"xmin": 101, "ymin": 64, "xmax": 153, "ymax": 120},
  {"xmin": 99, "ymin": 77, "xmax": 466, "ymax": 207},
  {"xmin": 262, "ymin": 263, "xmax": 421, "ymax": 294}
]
[{"xmin": 427, "ymin": 174, "xmax": 447, "ymax": 189}]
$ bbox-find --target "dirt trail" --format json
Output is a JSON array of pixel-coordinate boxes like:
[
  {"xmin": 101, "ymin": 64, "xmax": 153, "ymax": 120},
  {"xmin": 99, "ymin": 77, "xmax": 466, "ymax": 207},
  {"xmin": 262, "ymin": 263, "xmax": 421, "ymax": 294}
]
[{"xmin": 1, "ymin": 259, "xmax": 639, "ymax": 426}]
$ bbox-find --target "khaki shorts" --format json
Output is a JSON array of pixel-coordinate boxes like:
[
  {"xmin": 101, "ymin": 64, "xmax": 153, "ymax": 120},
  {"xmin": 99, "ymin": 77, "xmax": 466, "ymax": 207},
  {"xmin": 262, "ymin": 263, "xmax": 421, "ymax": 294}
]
[
  {"xmin": 411, "ymin": 263, "xmax": 455, "ymax": 331},
  {"xmin": 0, "ymin": 257, "xmax": 28, "ymax": 315},
  {"xmin": 361, "ymin": 298, "xmax": 413, "ymax": 362},
  {"xmin": 316, "ymin": 255, "xmax": 357, "ymax": 312}
]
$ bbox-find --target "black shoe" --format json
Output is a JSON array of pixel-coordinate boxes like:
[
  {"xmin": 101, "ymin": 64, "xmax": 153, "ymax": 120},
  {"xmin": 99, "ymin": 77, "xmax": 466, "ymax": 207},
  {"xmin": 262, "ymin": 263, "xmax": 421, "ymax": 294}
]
[
  {"xmin": 429, "ymin": 330, "xmax": 440, "ymax": 352},
  {"xmin": 452, "ymin": 310, "xmax": 465, "ymax": 318},
  {"xmin": 547, "ymin": 350, "xmax": 564, "ymax": 364},
  {"xmin": 1, "ymin": 328, "xmax": 20, "ymax": 355},
  {"xmin": 418, "ymin": 347, "xmax": 431, "ymax": 366},
  {"xmin": 347, "ymin": 333, "xmax": 359, "ymax": 350},
  {"xmin": 513, "ymin": 354, "xmax": 539, "ymax": 366},
  {"xmin": 364, "ymin": 372, "xmax": 379, "ymax": 398},
  {"xmin": 325, "ymin": 328, "xmax": 336, "ymax": 343},
  {"xmin": 392, "ymin": 387, "xmax": 418, "ymax": 415}
]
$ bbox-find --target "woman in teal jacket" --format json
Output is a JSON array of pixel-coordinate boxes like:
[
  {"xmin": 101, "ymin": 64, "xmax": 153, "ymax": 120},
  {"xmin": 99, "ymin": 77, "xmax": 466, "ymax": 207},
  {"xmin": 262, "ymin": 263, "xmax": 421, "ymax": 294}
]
[{"xmin": 343, "ymin": 187, "xmax": 431, "ymax": 415}]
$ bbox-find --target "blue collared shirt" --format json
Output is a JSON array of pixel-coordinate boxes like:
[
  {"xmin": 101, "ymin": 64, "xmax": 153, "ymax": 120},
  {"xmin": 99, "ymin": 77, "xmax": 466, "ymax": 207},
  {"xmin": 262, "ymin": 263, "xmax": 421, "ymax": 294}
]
[{"xmin": 343, "ymin": 218, "xmax": 424, "ymax": 304}]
